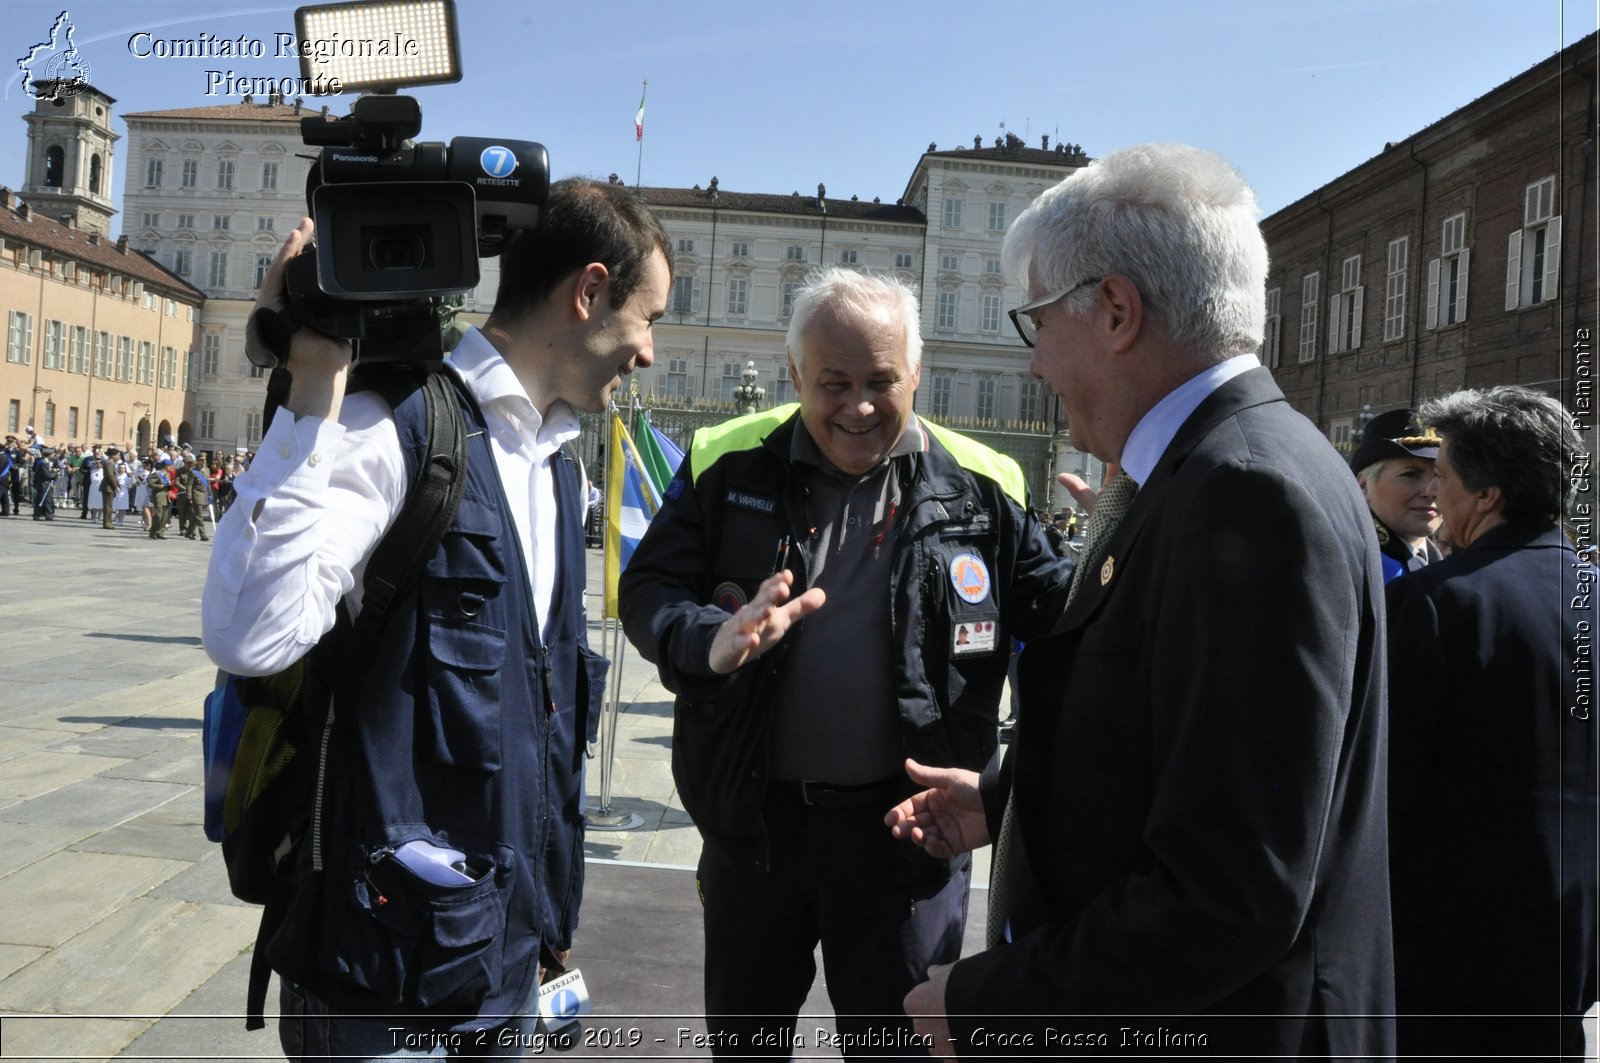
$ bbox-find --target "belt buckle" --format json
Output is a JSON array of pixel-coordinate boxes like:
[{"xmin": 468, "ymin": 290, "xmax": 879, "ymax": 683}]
[{"xmin": 798, "ymin": 780, "xmax": 818, "ymax": 806}]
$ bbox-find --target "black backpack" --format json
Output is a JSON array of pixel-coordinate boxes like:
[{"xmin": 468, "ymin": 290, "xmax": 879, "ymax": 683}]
[{"xmin": 200, "ymin": 369, "xmax": 468, "ymax": 1029}]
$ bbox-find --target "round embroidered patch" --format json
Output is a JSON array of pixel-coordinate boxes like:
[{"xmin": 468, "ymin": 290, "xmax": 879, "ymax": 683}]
[
  {"xmin": 712, "ymin": 581, "xmax": 748, "ymax": 614},
  {"xmin": 949, "ymin": 553, "xmax": 991, "ymax": 604}
]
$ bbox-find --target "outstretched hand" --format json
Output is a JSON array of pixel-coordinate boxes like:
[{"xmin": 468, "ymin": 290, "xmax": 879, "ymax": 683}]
[
  {"xmin": 707, "ymin": 570, "xmax": 826, "ymax": 674},
  {"xmin": 884, "ymin": 758, "xmax": 988, "ymax": 859}
]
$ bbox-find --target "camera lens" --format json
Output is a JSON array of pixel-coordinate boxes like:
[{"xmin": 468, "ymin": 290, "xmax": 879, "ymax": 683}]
[{"xmin": 367, "ymin": 229, "xmax": 429, "ymax": 271}]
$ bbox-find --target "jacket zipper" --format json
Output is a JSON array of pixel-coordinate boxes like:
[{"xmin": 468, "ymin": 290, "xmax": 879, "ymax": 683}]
[{"xmin": 310, "ymin": 702, "xmax": 335, "ymax": 873}]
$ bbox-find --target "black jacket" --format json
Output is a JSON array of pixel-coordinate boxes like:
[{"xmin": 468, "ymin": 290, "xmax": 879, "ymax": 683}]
[
  {"xmin": 619, "ymin": 407, "xmax": 1072, "ymax": 873},
  {"xmin": 947, "ymin": 369, "xmax": 1395, "ymax": 1057},
  {"xmin": 1387, "ymin": 520, "xmax": 1597, "ymax": 1052}
]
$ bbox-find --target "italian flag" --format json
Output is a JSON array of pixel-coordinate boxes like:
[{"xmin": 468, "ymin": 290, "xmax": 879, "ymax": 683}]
[{"xmin": 634, "ymin": 83, "xmax": 646, "ymax": 142}]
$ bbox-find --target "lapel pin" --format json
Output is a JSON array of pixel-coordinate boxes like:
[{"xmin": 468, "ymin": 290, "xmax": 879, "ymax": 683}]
[{"xmin": 1100, "ymin": 556, "xmax": 1116, "ymax": 586}]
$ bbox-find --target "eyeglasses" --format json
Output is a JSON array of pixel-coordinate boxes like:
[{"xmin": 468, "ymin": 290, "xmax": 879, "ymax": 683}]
[{"xmin": 1008, "ymin": 277, "xmax": 1102, "ymax": 347}]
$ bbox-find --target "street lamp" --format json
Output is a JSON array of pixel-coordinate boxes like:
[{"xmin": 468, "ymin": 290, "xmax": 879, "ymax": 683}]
[
  {"xmin": 733, "ymin": 360, "xmax": 765, "ymax": 415},
  {"xmin": 1352, "ymin": 403, "xmax": 1375, "ymax": 450}
]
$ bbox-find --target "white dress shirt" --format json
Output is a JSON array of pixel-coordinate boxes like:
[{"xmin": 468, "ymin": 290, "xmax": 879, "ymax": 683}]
[
  {"xmin": 1119, "ymin": 353, "xmax": 1259, "ymax": 485},
  {"xmin": 202, "ymin": 327, "xmax": 580, "ymax": 677}
]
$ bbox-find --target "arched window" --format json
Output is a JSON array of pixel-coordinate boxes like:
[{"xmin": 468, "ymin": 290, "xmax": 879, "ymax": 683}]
[
  {"xmin": 89, "ymin": 154, "xmax": 102, "ymax": 194},
  {"xmin": 44, "ymin": 145, "xmax": 64, "ymax": 187}
]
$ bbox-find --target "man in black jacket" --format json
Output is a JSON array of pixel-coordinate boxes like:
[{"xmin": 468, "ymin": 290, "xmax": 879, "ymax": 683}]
[
  {"xmin": 621, "ymin": 268, "xmax": 1072, "ymax": 1057},
  {"xmin": 890, "ymin": 143, "xmax": 1394, "ymax": 1058},
  {"xmin": 1387, "ymin": 386, "xmax": 1597, "ymax": 1057}
]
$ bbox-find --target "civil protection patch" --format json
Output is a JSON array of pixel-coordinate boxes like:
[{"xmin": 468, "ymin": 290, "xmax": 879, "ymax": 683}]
[
  {"xmin": 712, "ymin": 581, "xmax": 748, "ymax": 614},
  {"xmin": 949, "ymin": 553, "xmax": 991, "ymax": 604}
]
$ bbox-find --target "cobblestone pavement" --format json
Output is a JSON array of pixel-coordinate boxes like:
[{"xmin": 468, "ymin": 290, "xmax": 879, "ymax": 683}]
[{"xmin": 0, "ymin": 513, "xmax": 991, "ymax": 1061}]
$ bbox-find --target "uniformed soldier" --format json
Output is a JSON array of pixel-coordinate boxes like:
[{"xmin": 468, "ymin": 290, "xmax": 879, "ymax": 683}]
[
  {"xmin": 179, "ymin": 461, "xmax": 210, "ymax": 540},
  {"xmin": 32, "ymin": 448, "xmax": 58, "ymax": 520},
  {"xmin": 148, "ymin": 458, "xmax": 173, "ymax": 539},
  {"xmin": 99, "ymin": 447, "xmax": 122, "ymax": 529},
  {"xmin": 1350, "ymin": 408, "xmax": 1443, "ymax": 582}
]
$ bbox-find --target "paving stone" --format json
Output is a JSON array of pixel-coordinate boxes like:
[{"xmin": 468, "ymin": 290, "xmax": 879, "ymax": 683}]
[
  {"xmin": 96, "ymin": 738, "xmax": 201, "ymax": 785},
  {"xmin": 594, "ymin": 756, "xmax": 676, "ymax": 801},
  {"xmin": 0, "ymin": 943, "xmax": 46, "ymax": 982},
  {"xmin": 0, "ymin": 750, "xmax": 129, "ymax": 807},
  {"xmin": 0, "ymin": 897, "xmax": 257, "ymax": 1016},
  {"xmin": 0, "ymin": 1014, "xmax": 151, "ymax": 1061},
  {"xmin": 0, "ymin": 700, "xmax": 120, "ymax": 733},
  {"xmin": 42, "ymin": 724, "xmax": 181, "ymax": 761},
  {"xmin": 146, "ymin": 851, "xmax": 251, "ymax": 909},
  {"xmin": 0, "ymin": 726, "xmax": 69, "ymax": 761},
  {"xmin": 0, "ymin": 775, "xmax": 189, "ymax": 831},
  {"xmin": 118, "ymin": 951, "xmax": 272, "ymax": 1062},
  {"xmin": 0, "ymin": 850, "xmax": 187, "ymax": 947},
  {"xmin": 0, "ymin": 821, "xmax": 96, "ymax": 880},
  {"xmin": 71, "ymin": 788, "xmax": 210, "ymax": 862}
]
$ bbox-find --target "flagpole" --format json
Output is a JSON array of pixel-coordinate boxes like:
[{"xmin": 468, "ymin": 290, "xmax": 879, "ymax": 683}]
[
  {"xmin": 587, "ymin": 403, "xmax": 642, "ymax": 831},
  {"xmin": 634, "ymin": 79, "xmax": 646, "ymax": 191}
]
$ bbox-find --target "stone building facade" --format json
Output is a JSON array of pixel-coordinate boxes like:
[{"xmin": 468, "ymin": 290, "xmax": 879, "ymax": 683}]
[
  {"xmin": 1262, "ymin": 31, "xmax": 1597, "ymax": 456},
  {"xmin": 0, "ymin": 189, "xmax": 204, "ymax": 450},
  {"xmin": 2, "ymin": 83, "xmax": 204, "ymax": 452}
]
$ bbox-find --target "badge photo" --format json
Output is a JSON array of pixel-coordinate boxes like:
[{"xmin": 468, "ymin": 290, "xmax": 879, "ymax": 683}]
[{"xmin": 951, "ymin": 618, "xmax": 999, "ymax": 656}]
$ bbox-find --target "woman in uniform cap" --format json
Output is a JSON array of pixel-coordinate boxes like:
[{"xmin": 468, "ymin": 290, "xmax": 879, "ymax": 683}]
[{"xmin": 1350, "ymin": 407, "xmax": 1443, "ymax": 582}]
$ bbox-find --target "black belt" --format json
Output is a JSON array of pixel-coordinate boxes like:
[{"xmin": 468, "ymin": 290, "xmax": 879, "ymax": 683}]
[{"xmin": 769, "ymin": 776, "xmax": 907, "ymax": 810}]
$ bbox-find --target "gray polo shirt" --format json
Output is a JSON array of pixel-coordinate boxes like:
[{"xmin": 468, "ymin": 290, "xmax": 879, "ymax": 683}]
[{"xmin": 768, "ymin": 418, "xmax": 923, "ymax": 785}]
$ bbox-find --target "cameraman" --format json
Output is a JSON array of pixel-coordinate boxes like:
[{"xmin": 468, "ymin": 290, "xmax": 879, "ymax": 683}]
[{"xmin": 201, "ymin": 179, "xmax": 671, "ymax": 1061}]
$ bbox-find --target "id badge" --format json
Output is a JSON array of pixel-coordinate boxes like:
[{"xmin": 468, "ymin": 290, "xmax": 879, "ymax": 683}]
[{"xmin": 951, "ymin": 615, "xmax": 1000, "ymax": 657}]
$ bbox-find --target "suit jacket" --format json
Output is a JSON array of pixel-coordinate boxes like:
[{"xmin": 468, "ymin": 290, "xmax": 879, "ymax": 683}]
[
  {"xmin": 1386, "ymin": 521, "xmax": 1598, "ymax": 1052},
  {"xmin": 945, "ymin": 368, "xmax": 1395, "ymax": 1057}
]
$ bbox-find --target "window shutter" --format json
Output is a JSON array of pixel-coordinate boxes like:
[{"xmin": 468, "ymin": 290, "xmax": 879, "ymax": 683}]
[
  {"xmin": 1350, "ymin": 287, "xmax": 1363, "ymax": 348},
  {"xmin": 1328, "ymin": 293, "xmax": 1341, "ymax": 354},
  {"xmin": 1455, "ymin": 248, "xmax": 1470, "ymax": 323},
  {"xmin": 1426, "ymin": 259, "xmax": 1440, "ymax": 329},
  {"xmin": 1542, "ymin": 217, "xmax": 1561, "ymax": 303},
  {"xmin": 1505, "ymin": 230, "xmax": 1523, "ymax": 310}
]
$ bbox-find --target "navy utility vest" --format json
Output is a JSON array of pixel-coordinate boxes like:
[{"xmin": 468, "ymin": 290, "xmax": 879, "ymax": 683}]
[{"xmin": 268, "ymin": 373, "xmax": 607, "ymax": 1028}]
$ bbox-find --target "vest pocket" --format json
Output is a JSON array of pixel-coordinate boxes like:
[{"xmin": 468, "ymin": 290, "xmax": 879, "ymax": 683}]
[
  {"xmin": 424, "ymin": 618, "xmax": 506, "ymax": 772},
  {"xmin": 336, "ymin": 841, "xmax": 510, "ymax": 1010},
  {"xmin": 575, "ymin": 645, "xmax": 609, "ymax": 763}
]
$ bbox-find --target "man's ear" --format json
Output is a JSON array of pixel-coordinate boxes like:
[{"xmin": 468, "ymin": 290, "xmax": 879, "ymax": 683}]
[
  {"xmin": 571, "ymin": 262, "xmax": 611, "ymax": 323},
  {"xmin": 1100, "ymin": 275, "xmax": 1143, "ymax": 354}
]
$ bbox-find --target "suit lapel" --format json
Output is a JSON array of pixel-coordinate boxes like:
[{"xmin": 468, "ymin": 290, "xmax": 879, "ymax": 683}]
[{"xmin": 1052, "ymin": 367, "xmax": 1287, "ymax": 635}]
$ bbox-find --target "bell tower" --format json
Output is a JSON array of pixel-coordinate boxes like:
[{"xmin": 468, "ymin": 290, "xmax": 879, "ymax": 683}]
[{"xmin": 22, "ymin": 82, "xmax": 119, "ymax": 235}]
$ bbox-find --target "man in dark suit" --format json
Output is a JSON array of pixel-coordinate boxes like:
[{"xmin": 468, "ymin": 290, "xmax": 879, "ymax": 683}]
[
  {"xmin": 1386, "ymin": 386, "xmax": 1597, "ymax": 1058},
  {"xmin": 890, "ymin": 142, "xmax": 1394, "ymax": 1057}
]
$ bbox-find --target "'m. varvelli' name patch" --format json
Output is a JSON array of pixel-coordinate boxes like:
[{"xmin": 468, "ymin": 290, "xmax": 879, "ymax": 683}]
[{"xmin": 725, "ymin": 489, "xmax": 777, "ymax": 513}]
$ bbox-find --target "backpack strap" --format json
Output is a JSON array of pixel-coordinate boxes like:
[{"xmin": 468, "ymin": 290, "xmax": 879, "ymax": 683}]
[
  {"xmin": 243, "ymin": 370, "xmax": 467, "ymax": 1031},
  {"xmin": 348, "ymin": 369, "xmax": 469, "ymax": 654}
]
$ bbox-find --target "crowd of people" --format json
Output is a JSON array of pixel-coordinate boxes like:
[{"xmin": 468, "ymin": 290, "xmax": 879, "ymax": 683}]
[{"xmin": 0, "ymin": 431, "xmax": 248, "ymax": 540}]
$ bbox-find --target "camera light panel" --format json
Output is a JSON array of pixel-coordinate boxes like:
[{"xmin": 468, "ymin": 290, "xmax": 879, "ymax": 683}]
[{"xmin": 295, "ymin": 0, "xmax": 462, "ymax": 92}]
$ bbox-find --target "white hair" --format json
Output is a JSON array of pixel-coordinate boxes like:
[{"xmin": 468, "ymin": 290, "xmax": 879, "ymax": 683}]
[
  {"xmin": 1002, "ymin": 142, "xmax": 1268, "ymax": 359},
  {"xmin": 785, "ymin": 267, "xmax": 921, "ymax": 375}
]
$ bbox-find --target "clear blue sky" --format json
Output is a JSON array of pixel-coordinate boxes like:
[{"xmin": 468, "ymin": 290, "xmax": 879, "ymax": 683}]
[{"xmin": 1, "ymin": 0, "xmax": 1594, "ymax": 226}]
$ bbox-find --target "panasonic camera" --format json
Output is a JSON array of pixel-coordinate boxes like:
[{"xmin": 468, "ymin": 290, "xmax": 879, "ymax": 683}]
[{"xmin": 247, "ymin": 1, "xmax": 547, "ymax": 369}]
